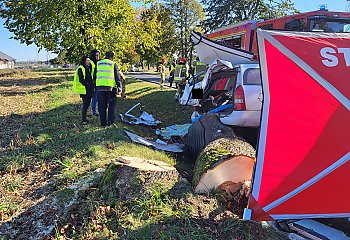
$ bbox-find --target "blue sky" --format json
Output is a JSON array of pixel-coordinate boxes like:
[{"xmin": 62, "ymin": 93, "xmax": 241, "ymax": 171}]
[{"xmin": 0, "ymin": 0, "xmax": 347, "ymax": 61}]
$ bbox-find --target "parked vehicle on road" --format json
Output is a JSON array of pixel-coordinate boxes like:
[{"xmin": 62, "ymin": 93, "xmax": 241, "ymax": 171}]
[
  {"xmin": 185, "ymin": 14, "xmax": 350, "ymax": 238},
  {"xmin": 206, "ymin": 9, "xmax": 350, "ymax": 59},
  {"xmin": 180, "ymin": 62, "xmax": 262, "ymax": 128},
  {"xmin": 218, "ymin": 63, "xmax": 262, "ymax": 127},
  {"xmin": 191, "ymin": 8, "xmax": 350, "ymax": 128}
]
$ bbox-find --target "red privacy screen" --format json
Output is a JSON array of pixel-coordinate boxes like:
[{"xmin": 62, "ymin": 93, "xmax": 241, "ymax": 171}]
[{"xmin": 246, "ymin": 29, "xmax": 350, "ymax": 221}]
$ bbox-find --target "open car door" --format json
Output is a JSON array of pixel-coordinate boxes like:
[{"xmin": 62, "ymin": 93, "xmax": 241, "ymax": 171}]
[{"xmin": 245, "ymin": 29, "xmax": 350, "ymax": 221}]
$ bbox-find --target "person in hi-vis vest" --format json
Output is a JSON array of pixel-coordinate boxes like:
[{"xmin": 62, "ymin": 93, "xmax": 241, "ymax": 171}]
[
  {"xmin": 96, "ymin": 51, "xmax": 122, "ymax": 127},
  {"xmin": 192, "ymin": 57, "xmax": 207, "ymax": 75},
  {"xmin": 89, "ymin": 49, "xmax": 100, "ymax": 116},
  {"xmin": 72, "ymin": 56, "xmax": 94, "ymax": 125},
  {"xmin": 173, "ymin": 57, "xmax": 189, "ymax": 100}
]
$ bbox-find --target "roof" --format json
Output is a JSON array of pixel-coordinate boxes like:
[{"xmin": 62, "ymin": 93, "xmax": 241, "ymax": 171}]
[
  {"xmin": 208, "ymin": 20, "xmax": 259, "ymax": 34},
  {"xmin": 0, "ymin": 51, "xmax": 16, "ymax": 61}
]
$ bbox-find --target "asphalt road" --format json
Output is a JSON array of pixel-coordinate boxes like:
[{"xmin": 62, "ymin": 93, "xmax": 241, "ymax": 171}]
[{"xmin": 126, "ymin": 72, "xmax": 176, "ymax": 89}]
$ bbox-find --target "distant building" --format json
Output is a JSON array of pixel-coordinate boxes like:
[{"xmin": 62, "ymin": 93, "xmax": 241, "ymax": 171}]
[{"xmin": 0, "ymin": 51, "xmax": 16, "ymax": 69}]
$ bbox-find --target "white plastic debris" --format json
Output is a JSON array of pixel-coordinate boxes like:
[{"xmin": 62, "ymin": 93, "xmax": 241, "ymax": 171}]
[
  {"xmin": 156, "ymin": 123, "xmax": 192, "ymax": 140},
  {"xmin": 120, "ymin": 103, "xmax": 161, "ymax": 126},
  {"xmin": 125, "ymin": 130, "xmax": 184, "ymax": 153}
]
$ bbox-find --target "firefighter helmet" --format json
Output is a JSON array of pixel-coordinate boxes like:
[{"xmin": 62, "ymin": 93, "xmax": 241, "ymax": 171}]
[{"xmin": 179, "ymin": 57, "xmax": 186, "ymax": 64}]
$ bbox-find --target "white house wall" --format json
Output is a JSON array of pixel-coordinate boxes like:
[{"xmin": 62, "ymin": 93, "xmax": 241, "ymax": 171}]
[{"xmin": 0, "ymin": 60, "xmax": 15, "ymax": 69}]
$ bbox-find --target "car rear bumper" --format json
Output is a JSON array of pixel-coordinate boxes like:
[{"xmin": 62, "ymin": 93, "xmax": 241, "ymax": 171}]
[{"xmin": 219, "ymin": 110, "xmax": 261, "ymax": 127}]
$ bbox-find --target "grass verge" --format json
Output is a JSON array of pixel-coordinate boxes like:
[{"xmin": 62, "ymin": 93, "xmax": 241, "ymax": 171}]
[
  {"xmin": 0, "ymin": 70, "xmax": 286, "ymax": 240},
  {"xmin": 0, "ymin": 70, "xmax": 192, "ymax": 221}
]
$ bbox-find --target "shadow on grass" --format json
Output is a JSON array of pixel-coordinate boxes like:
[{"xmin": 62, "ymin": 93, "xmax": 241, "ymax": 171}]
[
  {"xmin": 126, "ymin": 216, "xmax": 283, "ymax": 240},
  {"xmin": 1, "ymin": 84, "xmax": 66, "ymax": 97},
  {"xmin": 0, "ymin": 170, "xmax": 286, "ymax": 240},
  {"xmin": 127, "ymin": 72, "xmax": 159, "ymax": 76},
  {"xmin": 0, "ymin": 76, "xmax": 198, "ymax": 238},
  {"xmin": 1, "ymin": 76, "xmax": 193, "ymax": 168},
  {"xmin": 0, "ymin": 71, "xmax": 72, "ymax": 96},
  {"xmin": 120, "ymin": 180, "xmax": 284, "ymax": 240},
  {"xmin": 0, "ymin": 76, "xmax": 196, "ymax": 182},
  {"xmin": 0, "ymin": 73, "xmax": 285, "ymax": 239},
  {"xmin": 0, "ymin": 103, "xmax": 130, "ymax": 231},
  {"xmin": 0, "ymin": 77, "xmax": 63, "ymax": 87},
  {"xmin": 32, "ymin": 68, "xmax": 73, "ymax": 73},
  {"xmin": 126, "ymin": 86, "xmax": 154, "ymax": 96},
  {"xmin": 0, "ymin": 101, "xmax": 129, "ymax": 174}
]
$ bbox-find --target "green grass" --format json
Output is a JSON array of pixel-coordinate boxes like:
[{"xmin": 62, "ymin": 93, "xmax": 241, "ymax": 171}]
[
  {"xmin": 77, "ymin": 184, "xmax": 211, "ymax": 240},
  {"xmin": 0, "ymin": 198, "xmax": 22, "ymax": 221},
  {"xmin": 0, "ymin": 70, "xmax": 285, "ymax": 240},
  {"xmin": 1, "ymin": 175, "xmax": 24, "ymax": 192},
  {"xmin": 1, "ymin": 76, "xmax": 190, "ymax": 172},
  {"xmin": 0, "ymin": 69, "xmax": 193, "ymax": 221}
]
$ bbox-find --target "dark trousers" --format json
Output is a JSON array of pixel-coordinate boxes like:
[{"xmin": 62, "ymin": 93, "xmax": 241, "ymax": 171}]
[
  {"xmin": 91, "ymin": 89, "xmax": 98, "ymax": 114},
  {"xmin": 97, "ymin": 91, "xmax": 117, "ymax": 127},
  {"xmin": 169, "ymin": 73, "xmax": 174, "ymax": 87},
  {"xmin": 81, "ymin": 95, "xmax": 92, "ymax": 122}
]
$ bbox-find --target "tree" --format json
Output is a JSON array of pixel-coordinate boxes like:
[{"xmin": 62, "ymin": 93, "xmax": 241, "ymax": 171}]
[
  {"xmin": 201, "ymin": 0, "xmax": 299, "ymax": 31},
  {"xmin": 136, "ymin": 5, "xmax": 163, "ymax": 69},
  {"xmin": 0, "ymin": 0, "xmax": 137, "ymax": 64},
  {"xmin": 49, "ymin": 51, "xmax": 67, "ymax": 65},
  {"xmin": 136, "ymin": 3, "xmax": 177, "ymax": 69},
  {"xmin": 165, "ymin": 0, "xmax": 205, "ymax": 59},
  {"xmin": 262, "ymin": 0, "xmax": 299, "ymax": 19},
  {"xmin": 156, "ymin": 4, "xmax": 177, "ymax": 61}
]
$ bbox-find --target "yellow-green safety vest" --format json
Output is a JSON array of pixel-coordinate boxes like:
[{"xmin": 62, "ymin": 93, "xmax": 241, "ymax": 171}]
[
  {"xmin": 72, "ymin": 65, "xmax": 86, "ymax": 94},
  {"xmin": 193, "ymin": 61, "xmax": 206, "ymax": 74},
  {"xmin": 174, "ymin": 64, "xmax": 187, "ymax": 82},
  {"xmin": 96, "ymin": 59, "xmax": 116, "ymax": 87},
  {"xmin": 194, "ymin": 61, "xmax": 206, "ymax": 66}
]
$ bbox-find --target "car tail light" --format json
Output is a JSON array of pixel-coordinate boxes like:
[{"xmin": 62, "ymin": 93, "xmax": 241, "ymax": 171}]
[{"xmin": 233, "ymin": 85, "xmax": 246, "ymax": 111}]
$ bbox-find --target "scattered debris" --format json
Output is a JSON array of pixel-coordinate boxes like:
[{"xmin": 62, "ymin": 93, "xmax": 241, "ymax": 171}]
[
  {"xmin": 155, "ymin": 138, "xmax": 167, "ymax": 144},
  {"xmin": 119, "ymin": 103, "xmax": 161, "ymax": 126},
  {"xmin": 288, "ymin": 219, "xmax": 350, "ymax": 240},
  {"xmin": 125, "ymin": 130, "xmax": 184, "ymax": 153},
  {"xmin": 156, "ymin": 123, "xmax": 192, "ymax": 140},
  {"xmin": 192, "ymin": 103, "xmax": 233, "ymax": 123}
]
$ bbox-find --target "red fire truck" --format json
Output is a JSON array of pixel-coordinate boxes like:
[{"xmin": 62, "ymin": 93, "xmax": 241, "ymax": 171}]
[{"xmin": 206, "ymin": 9, "xmax": 350, "ymax": 57}]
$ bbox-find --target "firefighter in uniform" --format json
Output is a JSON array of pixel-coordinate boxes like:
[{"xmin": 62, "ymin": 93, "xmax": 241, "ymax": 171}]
[
  {"xmin": 173, "ymin": 57, "xmax": 189, "ymax": 100},
  {"xmin": 168, "ymin": 59, "xmax": 176, "ymax": 87},
  {"xmin": 95, "ymin": 51, "xmax": 122, "ymax": 127},
  {"xmin": 192, "ymin": 57, "xmax": 207, "ymax": 75},
  {"xmin": 158, "ymin": 58, "xmax": 166, "ymax": 88}
]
